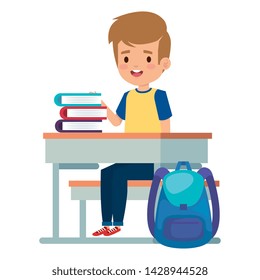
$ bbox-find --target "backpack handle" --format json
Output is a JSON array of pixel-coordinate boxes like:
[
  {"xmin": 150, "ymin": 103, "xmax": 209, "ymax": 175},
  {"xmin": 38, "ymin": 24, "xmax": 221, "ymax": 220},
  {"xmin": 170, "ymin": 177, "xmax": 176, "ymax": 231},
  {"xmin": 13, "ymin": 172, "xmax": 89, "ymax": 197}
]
[
  {"xmin": 175, "ymin": 161, "xmax": 192, "ymax": 170},
  {"xmin": 147, "ymin": 167, "xmax": 169, "ymax": 236},
  {"xmin": 198, "ymin": 167, "xmax": 220, "ymax": 236}
]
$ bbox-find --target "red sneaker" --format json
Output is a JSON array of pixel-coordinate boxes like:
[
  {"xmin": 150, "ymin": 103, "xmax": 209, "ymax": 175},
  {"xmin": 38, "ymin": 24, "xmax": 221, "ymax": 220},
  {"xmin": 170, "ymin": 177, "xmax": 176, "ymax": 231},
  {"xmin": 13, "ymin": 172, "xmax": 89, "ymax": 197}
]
[
  {"xmin": 103, "ymin": 226, "xmax": 121, "ymax": 236},
  {"xmin": 92, "ymin": 227, "xmax": 109, "ymax": 236}
]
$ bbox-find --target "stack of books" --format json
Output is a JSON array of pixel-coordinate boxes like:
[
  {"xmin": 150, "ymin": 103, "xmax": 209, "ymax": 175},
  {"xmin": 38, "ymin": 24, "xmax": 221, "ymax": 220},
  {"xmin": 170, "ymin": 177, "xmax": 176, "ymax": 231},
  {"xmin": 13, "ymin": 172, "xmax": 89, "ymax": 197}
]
[{"xmin": 54, "ymin": 93, "xmax": 107, "ymax": 132}]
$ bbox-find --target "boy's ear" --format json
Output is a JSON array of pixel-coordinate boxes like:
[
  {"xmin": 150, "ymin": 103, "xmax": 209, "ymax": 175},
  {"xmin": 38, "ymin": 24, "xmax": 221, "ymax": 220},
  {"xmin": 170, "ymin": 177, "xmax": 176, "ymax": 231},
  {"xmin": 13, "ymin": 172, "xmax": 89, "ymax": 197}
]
[{"xmin": 160, "ymin": 57, "xmax": 171, "ymax": 70}]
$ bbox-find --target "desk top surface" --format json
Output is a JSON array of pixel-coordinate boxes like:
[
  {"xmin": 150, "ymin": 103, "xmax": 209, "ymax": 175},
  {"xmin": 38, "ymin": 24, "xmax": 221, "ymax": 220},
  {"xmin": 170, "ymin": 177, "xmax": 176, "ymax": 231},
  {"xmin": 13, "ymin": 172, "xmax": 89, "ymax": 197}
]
[{"xmin": 43, "ymin": 132, "xmax": 212, "ymax": 139}]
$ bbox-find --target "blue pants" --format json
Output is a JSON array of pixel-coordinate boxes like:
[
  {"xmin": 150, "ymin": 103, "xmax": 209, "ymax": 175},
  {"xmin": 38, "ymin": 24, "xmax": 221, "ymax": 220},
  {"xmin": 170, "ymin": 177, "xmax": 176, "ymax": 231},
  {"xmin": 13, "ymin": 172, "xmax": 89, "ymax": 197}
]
[{"xmin": 101, "ymin": 163, "xmax": 154, "ymax": 226}]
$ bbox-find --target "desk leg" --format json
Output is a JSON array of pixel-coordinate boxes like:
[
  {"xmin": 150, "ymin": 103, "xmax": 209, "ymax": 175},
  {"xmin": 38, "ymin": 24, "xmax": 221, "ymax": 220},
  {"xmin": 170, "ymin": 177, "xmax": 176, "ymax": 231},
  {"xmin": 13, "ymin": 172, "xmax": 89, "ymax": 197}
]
[{"xmin": 53, "ymin": 163, "xmax": 60, "ymax": 238}]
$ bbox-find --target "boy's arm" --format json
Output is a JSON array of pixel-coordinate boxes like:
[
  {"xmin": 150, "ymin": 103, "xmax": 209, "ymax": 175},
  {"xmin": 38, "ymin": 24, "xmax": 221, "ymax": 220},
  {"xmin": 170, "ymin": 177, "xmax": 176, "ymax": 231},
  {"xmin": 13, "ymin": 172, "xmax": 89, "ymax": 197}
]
[
  {"xmin": 155, "ymin": 90, "xmax": 172, "ymax": 133},
  {"xmin": 160, "ymin": 119, "xmax": 171, "ymax": 132},
  {"xmin": 102, "ymin": 100, "xmax": 122, "ymax": 126}
]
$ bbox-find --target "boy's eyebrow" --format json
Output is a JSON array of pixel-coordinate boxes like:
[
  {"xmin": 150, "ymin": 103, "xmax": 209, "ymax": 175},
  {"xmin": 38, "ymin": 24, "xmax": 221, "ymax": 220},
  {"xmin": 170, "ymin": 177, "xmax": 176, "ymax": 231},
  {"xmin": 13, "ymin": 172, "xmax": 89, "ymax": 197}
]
[
  {"xmin": 143, "ymin": 50, "xmax": 153, "ymax": 54},
  {"xmin": 121, "ymin": 50, "xmax": 130, "ymax": 54}
]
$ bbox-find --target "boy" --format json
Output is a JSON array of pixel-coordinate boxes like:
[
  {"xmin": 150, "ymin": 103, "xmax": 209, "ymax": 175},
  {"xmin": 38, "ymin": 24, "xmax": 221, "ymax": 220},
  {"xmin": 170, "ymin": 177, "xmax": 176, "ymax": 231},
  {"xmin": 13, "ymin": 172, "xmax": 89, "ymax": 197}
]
[{"xmin": 93, "ymin": 11, "xmax": 172, "ymax": 236}]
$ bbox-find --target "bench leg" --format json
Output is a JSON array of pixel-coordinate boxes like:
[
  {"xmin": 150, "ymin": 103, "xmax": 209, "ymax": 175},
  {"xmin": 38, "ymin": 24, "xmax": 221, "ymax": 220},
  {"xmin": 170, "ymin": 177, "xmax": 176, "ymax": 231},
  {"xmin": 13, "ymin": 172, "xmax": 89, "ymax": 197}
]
[{"xmin": 79, "ymin": 200, "xmax": 86, "ymax": 238}]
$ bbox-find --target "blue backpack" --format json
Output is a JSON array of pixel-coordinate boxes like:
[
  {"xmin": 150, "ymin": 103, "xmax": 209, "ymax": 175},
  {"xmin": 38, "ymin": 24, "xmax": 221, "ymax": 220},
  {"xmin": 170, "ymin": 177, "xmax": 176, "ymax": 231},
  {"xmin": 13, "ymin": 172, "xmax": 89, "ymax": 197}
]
[{"xmin": 147, "ymin": 161, "xmax": 220, "ymax": 248}]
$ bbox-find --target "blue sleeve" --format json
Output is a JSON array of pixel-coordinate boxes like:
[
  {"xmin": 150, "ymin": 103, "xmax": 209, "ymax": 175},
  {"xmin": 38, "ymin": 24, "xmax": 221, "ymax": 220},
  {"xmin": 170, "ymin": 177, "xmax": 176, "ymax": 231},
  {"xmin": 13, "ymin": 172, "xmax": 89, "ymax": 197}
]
[
  {"xmin": 116, "ymin": 91, "xmax": 129, "ymax": 120},
  {"xmin": 154, "ymin": 90, "xmax": 172, "ymax": 120}
]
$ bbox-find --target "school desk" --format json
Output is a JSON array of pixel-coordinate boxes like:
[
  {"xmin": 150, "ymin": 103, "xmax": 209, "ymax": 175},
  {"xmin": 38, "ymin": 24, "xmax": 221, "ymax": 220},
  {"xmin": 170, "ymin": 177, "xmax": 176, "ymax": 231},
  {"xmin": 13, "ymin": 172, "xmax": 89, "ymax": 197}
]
[{"xmin": 40, "ymin": 132, "xmax": 220, "ymax": 244}]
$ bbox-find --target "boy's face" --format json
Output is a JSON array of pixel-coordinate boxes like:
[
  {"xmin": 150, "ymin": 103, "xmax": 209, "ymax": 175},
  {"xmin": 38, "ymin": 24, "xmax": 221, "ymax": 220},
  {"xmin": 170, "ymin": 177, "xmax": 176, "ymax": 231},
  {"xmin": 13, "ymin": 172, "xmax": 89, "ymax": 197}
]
[{"xmin": 117, "ymin": 40, "xmax": 170, "ymax": 87}]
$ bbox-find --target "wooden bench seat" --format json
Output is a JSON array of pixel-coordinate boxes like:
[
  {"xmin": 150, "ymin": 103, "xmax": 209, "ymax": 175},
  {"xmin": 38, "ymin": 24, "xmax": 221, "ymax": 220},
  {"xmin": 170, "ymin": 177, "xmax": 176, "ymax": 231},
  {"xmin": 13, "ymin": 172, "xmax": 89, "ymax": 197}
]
[
  {"xmin": 69, "ymin": 180, "xmax": 219, "ymax": 200},
  {"xmin": 69, "ymin": 179, "xmax": 220, "ymax": 187}
]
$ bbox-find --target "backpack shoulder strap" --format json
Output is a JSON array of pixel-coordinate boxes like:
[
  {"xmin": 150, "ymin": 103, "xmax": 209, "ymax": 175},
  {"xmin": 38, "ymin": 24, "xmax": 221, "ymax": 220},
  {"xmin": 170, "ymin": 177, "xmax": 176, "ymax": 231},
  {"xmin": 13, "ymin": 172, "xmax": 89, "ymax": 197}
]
[
  {"xmin": 197, "ymin": 167, "xmax": 220, "ymax": 236},
  {"xmin": 147, "ymin": 167, "xmax": 169, "ymax": 236}
]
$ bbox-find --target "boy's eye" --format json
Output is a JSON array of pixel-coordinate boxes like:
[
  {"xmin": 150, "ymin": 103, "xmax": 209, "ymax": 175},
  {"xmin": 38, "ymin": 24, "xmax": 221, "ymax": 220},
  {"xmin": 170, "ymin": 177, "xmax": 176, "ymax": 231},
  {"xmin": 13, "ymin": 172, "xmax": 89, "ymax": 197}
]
[
  {"xmin": 124, "ymin": 56, "xmax": 129, "ymax": 63},
  {"xmin": 146, "ymin": 56, "xmax": 152, "ymax": 63}
]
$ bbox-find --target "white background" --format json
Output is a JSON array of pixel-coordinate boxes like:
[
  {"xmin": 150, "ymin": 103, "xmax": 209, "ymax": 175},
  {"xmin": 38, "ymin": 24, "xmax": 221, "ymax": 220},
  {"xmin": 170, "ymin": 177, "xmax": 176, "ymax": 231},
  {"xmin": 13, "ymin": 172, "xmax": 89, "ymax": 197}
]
[{"xmin": 1, "ymin": 0, "xmax": 259, "ymax": 279}]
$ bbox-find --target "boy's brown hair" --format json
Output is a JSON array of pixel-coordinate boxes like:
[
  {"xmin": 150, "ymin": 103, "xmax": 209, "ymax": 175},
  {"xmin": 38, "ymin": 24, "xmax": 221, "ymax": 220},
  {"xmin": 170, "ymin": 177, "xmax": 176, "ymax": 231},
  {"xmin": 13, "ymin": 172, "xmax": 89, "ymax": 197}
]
[{"xmin": 108, "ymin": 11, "xmax": 171, "ymax": 64}]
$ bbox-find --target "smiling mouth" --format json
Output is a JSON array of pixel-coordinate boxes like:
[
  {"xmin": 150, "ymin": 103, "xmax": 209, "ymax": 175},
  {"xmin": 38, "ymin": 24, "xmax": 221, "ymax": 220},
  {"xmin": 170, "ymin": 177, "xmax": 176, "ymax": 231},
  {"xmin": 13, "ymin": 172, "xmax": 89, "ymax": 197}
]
[{"xmin": 131, "ymin": 70, "xmax": 143, "ymax": 77}]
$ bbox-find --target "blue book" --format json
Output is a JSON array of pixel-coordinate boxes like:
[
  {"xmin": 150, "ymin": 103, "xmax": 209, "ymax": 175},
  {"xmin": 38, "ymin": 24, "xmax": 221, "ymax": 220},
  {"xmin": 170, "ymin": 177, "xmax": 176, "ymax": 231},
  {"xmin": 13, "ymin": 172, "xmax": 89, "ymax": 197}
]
[{"xmin": 54, "ymin": 93, "xmax": 102, "ymax": 106}]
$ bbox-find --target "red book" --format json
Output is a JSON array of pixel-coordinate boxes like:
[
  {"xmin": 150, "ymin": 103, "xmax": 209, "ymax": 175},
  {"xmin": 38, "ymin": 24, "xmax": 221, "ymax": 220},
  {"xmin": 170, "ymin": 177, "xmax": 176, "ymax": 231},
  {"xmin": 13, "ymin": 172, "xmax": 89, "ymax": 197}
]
[{"xmin": 60, "ymin": 106, "xmax": 107, "ymax": 120}]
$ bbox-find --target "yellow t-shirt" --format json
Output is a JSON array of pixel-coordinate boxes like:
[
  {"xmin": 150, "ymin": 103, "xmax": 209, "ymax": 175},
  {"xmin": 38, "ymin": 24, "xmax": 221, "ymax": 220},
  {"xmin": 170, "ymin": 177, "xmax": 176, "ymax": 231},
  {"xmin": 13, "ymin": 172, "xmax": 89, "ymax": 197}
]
[
  {"xmin": 116, "ymin": 88, "xmax": 172, "ymax": 133},
  {"xmin": 125, "ymin": 88, "xmax": 160, "ymax": 132}
]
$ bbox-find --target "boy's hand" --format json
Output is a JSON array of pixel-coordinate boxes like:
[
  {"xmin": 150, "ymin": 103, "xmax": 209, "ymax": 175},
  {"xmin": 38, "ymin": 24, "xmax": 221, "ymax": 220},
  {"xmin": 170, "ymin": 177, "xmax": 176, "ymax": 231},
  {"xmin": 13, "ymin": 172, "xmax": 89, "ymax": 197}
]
[{"xmin": 102, "ymin": 100, "xmax": 122, "ymax": 127}]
